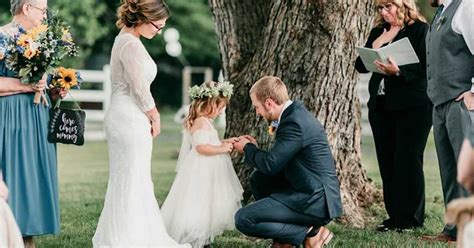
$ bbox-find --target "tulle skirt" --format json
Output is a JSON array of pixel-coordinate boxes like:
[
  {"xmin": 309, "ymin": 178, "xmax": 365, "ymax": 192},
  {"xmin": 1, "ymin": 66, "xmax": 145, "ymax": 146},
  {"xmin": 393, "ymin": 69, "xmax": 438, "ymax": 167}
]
[{"xmin": 161, "ymin": 151, "xmax": 243, "ymax": 248}]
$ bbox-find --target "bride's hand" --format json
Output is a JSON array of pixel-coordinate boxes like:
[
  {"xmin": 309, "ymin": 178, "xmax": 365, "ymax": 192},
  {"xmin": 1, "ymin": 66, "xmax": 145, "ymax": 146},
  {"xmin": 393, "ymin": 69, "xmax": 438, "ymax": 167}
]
[{"xmin": 151, "ymin": 119, "xmax": 161, "ymax": 138}]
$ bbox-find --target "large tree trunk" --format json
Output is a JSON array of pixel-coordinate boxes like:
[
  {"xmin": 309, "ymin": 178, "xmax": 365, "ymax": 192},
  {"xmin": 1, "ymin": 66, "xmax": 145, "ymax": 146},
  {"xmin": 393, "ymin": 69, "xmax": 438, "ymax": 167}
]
[{"xmin": 209, "ymin": 0, "xmax": 379, "ymax": 227}]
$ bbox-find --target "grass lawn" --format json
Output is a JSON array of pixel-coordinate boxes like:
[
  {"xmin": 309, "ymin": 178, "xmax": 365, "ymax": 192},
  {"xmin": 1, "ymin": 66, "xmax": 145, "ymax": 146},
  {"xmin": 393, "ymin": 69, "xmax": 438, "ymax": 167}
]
[{"xmin": 36, "ymin": 112, "xmax": 452, "ymax": 247}]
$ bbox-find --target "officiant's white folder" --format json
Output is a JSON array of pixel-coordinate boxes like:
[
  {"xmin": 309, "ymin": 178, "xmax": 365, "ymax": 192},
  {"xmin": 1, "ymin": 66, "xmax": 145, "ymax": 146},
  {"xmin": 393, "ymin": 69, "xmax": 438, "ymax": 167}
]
[{"xmin": 356, "ymin": 37, "xmax": 419, "ymax": 73}]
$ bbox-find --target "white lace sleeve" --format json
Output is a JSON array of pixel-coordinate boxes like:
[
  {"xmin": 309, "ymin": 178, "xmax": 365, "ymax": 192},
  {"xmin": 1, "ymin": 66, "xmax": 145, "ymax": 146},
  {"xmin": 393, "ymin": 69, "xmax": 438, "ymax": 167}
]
[{"xmin": 120, "ymin": 40, "xmax": 156, "ymax": 112}]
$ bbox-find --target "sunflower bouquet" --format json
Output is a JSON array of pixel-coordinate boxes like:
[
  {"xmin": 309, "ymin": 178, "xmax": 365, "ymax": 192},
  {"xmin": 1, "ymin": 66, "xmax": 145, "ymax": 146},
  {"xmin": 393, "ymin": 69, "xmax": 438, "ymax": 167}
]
[
  {"xmin": 48, "ymin": 67, "xmax": 83, "ymax": 91},
  {"xmin": 0, "ymin": 11, "xmax": 78, "ymax": 104}
]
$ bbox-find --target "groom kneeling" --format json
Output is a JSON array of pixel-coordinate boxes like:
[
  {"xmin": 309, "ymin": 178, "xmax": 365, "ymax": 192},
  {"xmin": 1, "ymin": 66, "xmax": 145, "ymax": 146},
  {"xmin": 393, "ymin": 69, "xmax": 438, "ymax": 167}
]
[{"xmin": 234, "ymin": 76, "xmax": 343, "ymax": 248}]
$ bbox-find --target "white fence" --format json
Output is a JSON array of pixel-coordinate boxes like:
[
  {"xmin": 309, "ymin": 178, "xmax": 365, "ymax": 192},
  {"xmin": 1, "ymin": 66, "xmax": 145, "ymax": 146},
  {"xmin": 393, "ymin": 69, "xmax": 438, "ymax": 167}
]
[
  {"xmin": 61, "ymin": 66, "xmax": 371, "ymax": 141},
  {"xmin": 63, "ymin": 65, "xmax": 111, "ymax": 141}
]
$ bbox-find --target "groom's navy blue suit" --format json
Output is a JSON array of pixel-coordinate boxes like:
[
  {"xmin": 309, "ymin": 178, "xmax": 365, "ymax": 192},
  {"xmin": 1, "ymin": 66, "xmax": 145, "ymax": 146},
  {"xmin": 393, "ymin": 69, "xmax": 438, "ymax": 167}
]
[{"xmin": 235, "ymin": 101, "xmax": 343, "ymax": 245}]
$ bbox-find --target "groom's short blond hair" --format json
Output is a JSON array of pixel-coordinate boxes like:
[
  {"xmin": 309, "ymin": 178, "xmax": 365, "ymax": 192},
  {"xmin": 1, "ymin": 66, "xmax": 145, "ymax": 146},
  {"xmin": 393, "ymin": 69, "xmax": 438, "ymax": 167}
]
[{"xmin": 250, "ymin": 76, "xmax": 289, "ymax": 105}]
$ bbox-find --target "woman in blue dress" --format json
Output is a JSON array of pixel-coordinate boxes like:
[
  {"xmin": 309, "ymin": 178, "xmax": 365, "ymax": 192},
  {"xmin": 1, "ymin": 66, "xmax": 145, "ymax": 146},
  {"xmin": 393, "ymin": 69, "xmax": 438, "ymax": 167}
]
[{"xmin": 0, "ymin": 0, "xmax": 60, "ymax": 247}]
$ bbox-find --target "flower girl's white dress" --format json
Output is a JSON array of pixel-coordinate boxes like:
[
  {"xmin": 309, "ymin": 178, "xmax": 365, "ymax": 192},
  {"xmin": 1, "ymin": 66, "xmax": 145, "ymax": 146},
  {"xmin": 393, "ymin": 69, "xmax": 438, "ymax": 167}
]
[{"xmin": 161, "ymin": 118, "xmax": 243, "ymax": 247}]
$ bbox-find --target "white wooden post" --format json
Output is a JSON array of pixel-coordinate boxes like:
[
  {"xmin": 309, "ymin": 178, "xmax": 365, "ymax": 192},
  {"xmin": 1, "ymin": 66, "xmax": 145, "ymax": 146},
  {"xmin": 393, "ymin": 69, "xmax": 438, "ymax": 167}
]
[{"xmin": 63, "ymin": 66, "xmax": 111, "ymax": 141}]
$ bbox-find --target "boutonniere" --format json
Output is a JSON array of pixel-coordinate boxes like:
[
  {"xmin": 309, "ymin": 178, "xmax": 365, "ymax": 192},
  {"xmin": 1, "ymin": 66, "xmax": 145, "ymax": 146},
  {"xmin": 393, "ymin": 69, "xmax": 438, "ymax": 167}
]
[
  {"xmin": 436, "ymin": 16, "xmax": 446, "ymax": 31},
  {"xmin": 268, "ymin": 121, "xmax": 279, "ymax": 136}
]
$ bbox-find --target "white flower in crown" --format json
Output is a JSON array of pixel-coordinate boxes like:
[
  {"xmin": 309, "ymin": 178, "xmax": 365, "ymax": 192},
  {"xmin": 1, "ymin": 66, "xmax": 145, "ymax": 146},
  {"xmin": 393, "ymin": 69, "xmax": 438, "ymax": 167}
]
[
  {"xmin": 188, "ymin": 81, "xmax": 234, "ymax": 100},
  {"xmin": 217, "ymin": 81, "xmax": 234, "ymax": 98}
]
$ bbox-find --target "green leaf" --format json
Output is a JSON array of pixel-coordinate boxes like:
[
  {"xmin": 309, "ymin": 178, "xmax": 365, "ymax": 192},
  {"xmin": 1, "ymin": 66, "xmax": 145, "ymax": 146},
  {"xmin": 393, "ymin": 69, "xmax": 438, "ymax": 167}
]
[{"xmin": 19, "ymin": 67, "xmax": 32, "ymax": 77}]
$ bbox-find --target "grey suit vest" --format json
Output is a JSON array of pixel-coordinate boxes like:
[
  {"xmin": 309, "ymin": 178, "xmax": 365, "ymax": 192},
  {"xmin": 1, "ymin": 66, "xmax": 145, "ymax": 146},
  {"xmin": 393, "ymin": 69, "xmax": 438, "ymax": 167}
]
[{"xmin": 426, "ymin": 0, "xmax": 474, "ymax": 106}]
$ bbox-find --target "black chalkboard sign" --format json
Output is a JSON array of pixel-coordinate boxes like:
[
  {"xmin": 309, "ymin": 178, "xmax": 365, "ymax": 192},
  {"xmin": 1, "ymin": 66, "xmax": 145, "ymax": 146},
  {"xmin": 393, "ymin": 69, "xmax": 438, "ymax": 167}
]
[{"xmin": 48, "ymin": 108, "xmax": 86, "ymax": 146}]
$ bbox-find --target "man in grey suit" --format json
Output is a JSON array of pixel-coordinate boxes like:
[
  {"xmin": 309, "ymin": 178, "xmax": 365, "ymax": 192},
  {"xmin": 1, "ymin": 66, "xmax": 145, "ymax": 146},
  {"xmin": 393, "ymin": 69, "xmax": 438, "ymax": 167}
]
[
  {"xmin": 234, "ymin": 76, "xmax": 342, "ymax": 248},
  {"xmin": 423, "ymin": 0, "xmax": 474, "ymax": 242}
]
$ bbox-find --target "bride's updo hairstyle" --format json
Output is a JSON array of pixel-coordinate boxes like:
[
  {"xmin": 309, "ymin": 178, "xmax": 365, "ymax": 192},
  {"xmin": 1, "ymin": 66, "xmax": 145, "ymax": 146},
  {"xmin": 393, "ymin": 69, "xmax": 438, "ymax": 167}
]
[{"xmin": 116, "ymin": 0, "xmax": 170, "ymax": 28}]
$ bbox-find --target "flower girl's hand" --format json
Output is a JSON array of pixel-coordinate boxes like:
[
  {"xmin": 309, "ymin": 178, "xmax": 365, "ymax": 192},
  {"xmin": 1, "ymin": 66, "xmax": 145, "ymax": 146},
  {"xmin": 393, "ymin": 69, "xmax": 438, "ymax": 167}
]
[
  {"xmin": 223, "ymin": 137, "xmax": 239, "ymax": 144},
  {"xmin": 151, "ymin": 119, "xmax": 161, "ymax": 138},
  {"xmin": 220, "ymin": 142, "xmax": 234, "ymax": 153}
]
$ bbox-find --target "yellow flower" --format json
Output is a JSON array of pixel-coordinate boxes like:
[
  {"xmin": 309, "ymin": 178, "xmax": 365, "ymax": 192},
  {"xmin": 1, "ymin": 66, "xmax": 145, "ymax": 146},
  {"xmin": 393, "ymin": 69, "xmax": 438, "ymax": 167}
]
[
  {"xmin": 27, "ymin": 24, "xmax": 48, "ymax": 39},
  {"xmin": 23, "ymin": 48, "xmax": 37, "ymax": 59},
  {"xmin": 61, "ymin": 27, "xmax": 73, "ymax": 43},
  {"xmin": 17, "ymin": 34, "xmax": 32, "ymax": 47},
  {"xmin": 57, "ymin": 67, "xmax": 78, "ymax": 90},
  {"xmin": 268, "ymin": 125, "xmax": 276, "ymax": 136}
]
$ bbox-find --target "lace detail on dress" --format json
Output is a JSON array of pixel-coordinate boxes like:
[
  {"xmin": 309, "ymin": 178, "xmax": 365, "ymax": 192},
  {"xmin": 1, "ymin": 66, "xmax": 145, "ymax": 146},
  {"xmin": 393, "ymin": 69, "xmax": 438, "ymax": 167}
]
[{"xmin": 109, "ymin": 32, "xmax": 157, "ymax": 112}]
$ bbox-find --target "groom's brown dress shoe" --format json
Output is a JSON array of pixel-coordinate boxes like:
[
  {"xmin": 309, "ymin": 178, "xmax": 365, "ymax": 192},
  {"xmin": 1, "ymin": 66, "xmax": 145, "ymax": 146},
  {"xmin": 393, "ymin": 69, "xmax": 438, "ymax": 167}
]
[
  {"xmin": 304, "ymin": 226, "xmax": 333, "ymax": 248},
  {"xmin": 421, "ymin": 233, "xmax": 456, "ymax": 243},
  {"xmin": 270, "ymin": 241, "xmax": 294, "ymax": 248}
]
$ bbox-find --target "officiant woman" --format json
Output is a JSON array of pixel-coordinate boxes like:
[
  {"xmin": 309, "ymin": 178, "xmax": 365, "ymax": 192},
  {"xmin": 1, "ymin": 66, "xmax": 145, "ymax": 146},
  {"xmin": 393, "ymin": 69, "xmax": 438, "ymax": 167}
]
[
  {"xmin": 0, "ymin": 0, "xmax": 60, "ymax": 247},
  {"xmin": 355, "ymin": 0, "xmax": 432, "ymax": 231}
]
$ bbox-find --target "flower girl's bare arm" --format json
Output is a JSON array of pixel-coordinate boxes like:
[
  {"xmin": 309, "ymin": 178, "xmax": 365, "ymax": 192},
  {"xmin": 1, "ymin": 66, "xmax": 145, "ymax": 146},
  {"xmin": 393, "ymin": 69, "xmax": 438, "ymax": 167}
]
[{"xmin": 196, "ymin": 143, "xmax": 233, "ymax": 155}]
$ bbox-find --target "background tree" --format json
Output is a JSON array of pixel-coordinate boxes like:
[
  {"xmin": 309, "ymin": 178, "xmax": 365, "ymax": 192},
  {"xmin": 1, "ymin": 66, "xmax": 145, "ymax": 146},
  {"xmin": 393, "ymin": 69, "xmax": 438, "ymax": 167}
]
[
  {"xmin": 0, "ymin": 0, "xmax": 436, "ymax": 110},
  {"xmin": 209, "ymin": 0, "xmax": 391, "ymax": 227}
]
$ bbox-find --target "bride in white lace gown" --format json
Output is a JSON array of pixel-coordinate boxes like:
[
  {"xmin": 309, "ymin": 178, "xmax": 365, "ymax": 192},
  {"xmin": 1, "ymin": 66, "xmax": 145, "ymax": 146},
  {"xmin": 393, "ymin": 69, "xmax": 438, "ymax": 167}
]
[{"xmin": 93, "ymin": 1, "xmax": 189, "ymax": 247}]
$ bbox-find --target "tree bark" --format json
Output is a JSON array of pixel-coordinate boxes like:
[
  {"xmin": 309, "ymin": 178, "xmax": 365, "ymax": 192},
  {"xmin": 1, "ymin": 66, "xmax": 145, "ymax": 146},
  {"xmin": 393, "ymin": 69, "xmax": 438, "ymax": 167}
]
[{"xmin": 209, "ymin": 0, "xmax": 379, "ymax": 227}]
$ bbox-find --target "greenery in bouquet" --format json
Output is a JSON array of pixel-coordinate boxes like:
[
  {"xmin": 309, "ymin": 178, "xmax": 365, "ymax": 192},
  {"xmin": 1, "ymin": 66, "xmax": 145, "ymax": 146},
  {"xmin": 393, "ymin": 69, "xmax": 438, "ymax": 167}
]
[{"xmin": 0, "ymin": 11, "xmax": 78, "ymax": 85}]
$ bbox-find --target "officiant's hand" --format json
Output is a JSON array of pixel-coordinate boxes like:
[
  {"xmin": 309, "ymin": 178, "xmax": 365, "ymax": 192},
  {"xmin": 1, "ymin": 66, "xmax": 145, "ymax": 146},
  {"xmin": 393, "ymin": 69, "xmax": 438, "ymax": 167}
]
[{"xmin": 374, "ymin": 57, "xmax": 400, "ymax": 76}]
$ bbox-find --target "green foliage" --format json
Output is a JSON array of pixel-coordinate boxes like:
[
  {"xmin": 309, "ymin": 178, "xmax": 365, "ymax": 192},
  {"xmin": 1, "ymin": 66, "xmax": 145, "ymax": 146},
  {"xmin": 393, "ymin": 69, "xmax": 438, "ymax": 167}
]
[{"xmin": 49, "ymin": 0, "xmax": 109, "ymax": 68}]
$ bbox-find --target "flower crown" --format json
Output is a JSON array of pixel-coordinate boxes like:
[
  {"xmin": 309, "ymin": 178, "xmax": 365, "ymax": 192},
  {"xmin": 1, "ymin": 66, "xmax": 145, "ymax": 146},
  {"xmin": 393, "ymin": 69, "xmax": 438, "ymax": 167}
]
[{"xmin": 188, "ymin": 81, "xmax": 234, "ymax": 100}]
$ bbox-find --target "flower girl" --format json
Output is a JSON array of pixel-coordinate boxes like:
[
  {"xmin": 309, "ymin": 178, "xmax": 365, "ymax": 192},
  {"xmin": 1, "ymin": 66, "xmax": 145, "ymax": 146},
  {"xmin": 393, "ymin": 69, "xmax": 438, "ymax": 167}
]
[{"xmin": 161, "ymin": 81, "xmax": 243, "ymax": 248}]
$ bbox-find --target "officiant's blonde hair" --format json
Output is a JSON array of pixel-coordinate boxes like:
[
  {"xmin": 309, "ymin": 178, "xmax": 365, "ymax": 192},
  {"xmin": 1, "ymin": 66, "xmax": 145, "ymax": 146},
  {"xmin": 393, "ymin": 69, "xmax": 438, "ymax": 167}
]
[
  {"xmin": 374, "ymin": 0, "xmax": 426, "ymax": 27},
  {"xmin": 250, "ymin": 76, "xmax": 289, "ymax": 105}
]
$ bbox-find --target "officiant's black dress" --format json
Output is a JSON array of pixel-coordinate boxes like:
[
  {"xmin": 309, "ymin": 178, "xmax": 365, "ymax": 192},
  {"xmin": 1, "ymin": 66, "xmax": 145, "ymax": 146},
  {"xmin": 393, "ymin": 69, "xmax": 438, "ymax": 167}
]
[{"xmin": 355, "ymin": 20, "xmax": 432, "ymax": 229}]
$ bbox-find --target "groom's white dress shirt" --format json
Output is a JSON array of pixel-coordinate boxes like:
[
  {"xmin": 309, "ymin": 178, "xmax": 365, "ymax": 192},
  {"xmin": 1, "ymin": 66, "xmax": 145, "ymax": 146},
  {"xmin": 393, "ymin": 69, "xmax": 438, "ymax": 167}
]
[{"xmin": 277, "ymin": 100, "xmax": 293, "ymax": 124}]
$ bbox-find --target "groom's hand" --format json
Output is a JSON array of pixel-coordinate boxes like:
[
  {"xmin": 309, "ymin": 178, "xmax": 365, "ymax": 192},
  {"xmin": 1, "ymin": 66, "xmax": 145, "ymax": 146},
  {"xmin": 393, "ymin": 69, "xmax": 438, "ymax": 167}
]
[
  {"xmin": 239, "ymin": 135, "xmax": 257, "ymax": 145},
  {"xmin": 234, "ymin": 138, "xmax": 250, "ymax": 153}
]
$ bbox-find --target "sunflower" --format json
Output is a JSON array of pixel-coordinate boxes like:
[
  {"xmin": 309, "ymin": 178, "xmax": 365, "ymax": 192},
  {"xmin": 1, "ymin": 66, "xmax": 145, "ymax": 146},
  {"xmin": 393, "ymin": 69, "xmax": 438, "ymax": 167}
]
[
  {"xmin": 268, "ymin": 125, "xmax": 276, "ymax": 136},
  {"xmin": 57, "ymin": 67, "xmax": 78, "ymax": 90},
  {"xmin": 16, "ymin": 34, "xmax": 31, "ymax": 47},
  {"xmin": 27, "ymin": 24, "xmax": 48, "ymax": 39},
  {"xmin": 23, "ymin": 48, "xmax": 37, "ymax": 59}
]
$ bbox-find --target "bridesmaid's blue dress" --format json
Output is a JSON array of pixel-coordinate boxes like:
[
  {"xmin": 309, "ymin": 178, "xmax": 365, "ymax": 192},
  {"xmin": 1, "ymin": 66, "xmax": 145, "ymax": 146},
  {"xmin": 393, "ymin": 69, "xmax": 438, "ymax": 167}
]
[{"xmin": 0, "ymin": 57, "xmax": 60, "ymax": 236}]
